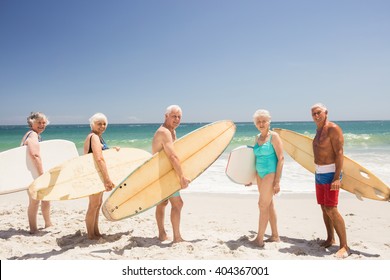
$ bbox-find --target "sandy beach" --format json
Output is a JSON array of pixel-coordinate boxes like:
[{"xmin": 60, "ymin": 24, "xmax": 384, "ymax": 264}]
[{"xmin": 0, "ymin": 190, "xmax": 389, "ymax": 261}]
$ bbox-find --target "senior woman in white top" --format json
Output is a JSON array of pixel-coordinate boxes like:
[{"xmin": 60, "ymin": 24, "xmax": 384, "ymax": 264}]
[{"xmin": 21, "ymin": 112, "xmax": 51, "ymax": 234}]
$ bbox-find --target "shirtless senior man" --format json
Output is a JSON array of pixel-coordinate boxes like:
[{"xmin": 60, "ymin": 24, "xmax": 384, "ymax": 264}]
[
  {"xmin": 152, "ymin": 105, "xmax": 190, "ymax": 243},
  {"xmin": 311, "ymin": 103, "xmax": 350, "ymax": 258}
]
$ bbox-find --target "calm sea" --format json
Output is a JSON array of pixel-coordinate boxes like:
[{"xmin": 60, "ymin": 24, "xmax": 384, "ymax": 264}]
[{"xmin": 1, "ymin": 121, "xmax": 389, "ymax": 195}]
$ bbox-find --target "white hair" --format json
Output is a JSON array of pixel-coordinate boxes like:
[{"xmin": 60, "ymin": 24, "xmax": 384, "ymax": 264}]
[
  {"xmin": 165, "ymin": 105, "xmax": 182, "ymax": 115},
  {"xmin": 311, "ymin": 103, "xmax": 328, "ymax": 112},
  {"xmin": 89, "ymin": 113, "xmax": 108, "ymax": 129},
  {"xmin": 27, "ymin": 112, "xmax": 49, "ymax": 128},
  {"xmin": 253, "ymin": 109, "xmax": 271, "ymax": 124}
]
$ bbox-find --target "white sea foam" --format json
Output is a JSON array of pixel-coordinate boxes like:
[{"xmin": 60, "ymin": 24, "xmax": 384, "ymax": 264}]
[
  {"xmin": 187, "ymin": 154, "xmax": 316, "ymax": 195},
  {"xmin": 186, "ymin": 150, "xmax": 390, "ymax": 195}
]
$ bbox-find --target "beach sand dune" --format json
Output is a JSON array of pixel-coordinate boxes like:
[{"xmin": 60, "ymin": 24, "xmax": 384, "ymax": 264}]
[{"xmin": 0, "ymin": 191, "xmax": 389, "ymax": 260}]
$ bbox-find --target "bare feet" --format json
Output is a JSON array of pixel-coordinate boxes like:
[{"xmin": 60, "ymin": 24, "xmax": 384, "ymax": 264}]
[
  {"xmin": 265, "ymin": 236, "xmax": 280, "ymax": 243},
  {"xmin": 158, "ymin": 232, "xmax": 169, "ymax": 242},
  {"xmin": 29, "ymin": 228, "xmax": 38, "ymax": 235},
  {"xmin": 173, "ymin": 237, "xmax": 185, "ymax": 243},
  {"xmin": 320, "ymin": 239, "xmax": 336, "ymax": 248},
  {"xmin": 87, "ymin": 233, "xmax": 102, "ymax": 240},
  {"xmin": 87, "ymin": 235, "xmax": 98, "ymax": 240},
  {"xmin": 251, "ymin": 239, "xmax": 265, "ymax": 248},
  {"xmin": 335, "ymin": 246, "xmax": 351, "ymax": 259}
]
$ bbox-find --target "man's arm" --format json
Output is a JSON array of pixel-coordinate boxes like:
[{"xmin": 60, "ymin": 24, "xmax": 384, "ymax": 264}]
[
  {"xmin": 161, "ymin": 131, "xmax": 189, "ymax": 189},
  {"xmin": 329, "ymin": 125, "xmax": 344, "ymax": 190}
]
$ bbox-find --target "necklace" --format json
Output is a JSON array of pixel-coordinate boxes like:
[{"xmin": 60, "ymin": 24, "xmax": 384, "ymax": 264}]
[
  {"xmin": 259, "ymin": 131, "xmax": 270, "ymax": 141},
  {"xmin": 316, "ymin": 122, "xmax": 327, "ymax": 138}
]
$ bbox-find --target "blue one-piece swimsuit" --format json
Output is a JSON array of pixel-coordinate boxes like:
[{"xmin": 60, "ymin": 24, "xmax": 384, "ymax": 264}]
[
  {"xmin": 88, "ymin": 134, "xmax": 109, "ymax": 153},
  {"xmin": 253, "ymin": 134, "xmax": 278, "ymax": 178}
]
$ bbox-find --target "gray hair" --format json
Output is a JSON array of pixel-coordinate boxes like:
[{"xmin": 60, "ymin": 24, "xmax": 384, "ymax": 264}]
[
  {"xmin": 311, "ymin": 103, "xmax": 328, "ymax": 112},
  {"xmin": 253, "ymin": 109, "xmax": 271, "ymax": 124},
  {"xmin": 165, "ymin": 105, "xmax": 182, "ymax": 115},
  {"xmin": 89, "ymin": 113, "xmax": 108, "ymax": 129},
  {"xmin": 27, "ymin": 112, "xmax": 49, "ymax": 128}
]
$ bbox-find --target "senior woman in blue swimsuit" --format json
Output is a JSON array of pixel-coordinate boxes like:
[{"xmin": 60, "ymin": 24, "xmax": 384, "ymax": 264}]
[
  {"xmin": 250, "ymin": 109, "xmax": 284, "ymax": 248},
  {"xmin": 83, "ymin": 113, "xmax": 118, "ymax": 240}
]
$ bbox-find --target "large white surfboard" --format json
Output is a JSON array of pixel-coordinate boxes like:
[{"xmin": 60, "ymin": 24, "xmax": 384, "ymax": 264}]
[
  {"xmin": 225, "ymin": 145, "xmax": 257, "ymax": 185},
  {"xmin": 273, "ymin": 128, "xmax": 390, "ymax": 201},
  {"xmin": 29, "ymin": 148, "xmax": 152, "ymax": 201},
  {"xmin": 102, "ymin": 120, "xmax": 236, "ymax": 221},
  {"xmin": 0, "ymin": 140, "xmax": 79, "ymax": 195}
]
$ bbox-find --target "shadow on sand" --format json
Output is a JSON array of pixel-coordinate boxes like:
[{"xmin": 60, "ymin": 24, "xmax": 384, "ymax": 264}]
[{"xmin": 225, "ymin": 232, "xmax": 381, "ymax": 259}]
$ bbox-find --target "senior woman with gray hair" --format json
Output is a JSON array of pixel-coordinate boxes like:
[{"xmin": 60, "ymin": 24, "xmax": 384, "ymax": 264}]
[
  {"xmin": 83, "ymin": 113, "xmax": 118, "ymax": 240},
  {"xmin": 21, "ymin": 112, "xmax": 51, "ymax": 234},
  {"xmin": 249, "ymin": 109, "xmax": 284, "ymax": 248}
]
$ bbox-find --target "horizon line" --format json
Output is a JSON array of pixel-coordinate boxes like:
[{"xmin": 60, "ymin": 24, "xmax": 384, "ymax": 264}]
[{"xmin": 1, "ymin": 119, "xmax": 390, "ymax": 126}]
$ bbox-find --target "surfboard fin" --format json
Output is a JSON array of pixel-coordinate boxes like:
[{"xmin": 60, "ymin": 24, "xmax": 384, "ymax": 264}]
[
  {"xmin": 373, "ymin": 189, "xmax": 388, "ymax": 201},
  {"xmin": 354, "ymin": 190, "xmax": 364, "ymax": 201}
]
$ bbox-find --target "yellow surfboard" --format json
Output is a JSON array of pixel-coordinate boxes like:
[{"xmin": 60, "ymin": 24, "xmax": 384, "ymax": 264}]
[
  {"xmin": 273, "ymin": 128, "xmax": 390, "ymax": 201},
  {"xmin": 102, "ymin": 120, "xmax": 236, "ymax": 221},
  {"xmin": 29, "ymin": 148, "xmax": 151, "ymax": 201}
]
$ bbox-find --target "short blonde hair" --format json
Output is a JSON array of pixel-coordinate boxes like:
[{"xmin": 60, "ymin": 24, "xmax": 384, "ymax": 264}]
[
  {"xmin": 89, "ymin": 113, "xmax": 108, "ymax": 129},
  {"xmin": 253, "ymin": 109, "xmax": 271, "ymax": 124},
  {"xmin": 27, "ymin": 112, "xmax": 49, "ymax": 128}
]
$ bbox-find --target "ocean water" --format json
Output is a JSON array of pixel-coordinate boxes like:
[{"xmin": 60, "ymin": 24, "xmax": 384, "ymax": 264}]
[{"xmin": 1, "ymin": 121, "xmax": 389, "ymax": 195}]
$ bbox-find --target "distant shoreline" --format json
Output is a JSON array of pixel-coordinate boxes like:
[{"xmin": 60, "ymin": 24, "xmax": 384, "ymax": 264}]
[{"xmin": 1, "ymin": 119, "xmax": 390, "ymax": 127}]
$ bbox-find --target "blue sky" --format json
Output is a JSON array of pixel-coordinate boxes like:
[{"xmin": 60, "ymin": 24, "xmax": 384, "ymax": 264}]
[{"xmin": 1, "ymin": 0, "xmax": 389, "ymax": 125}]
